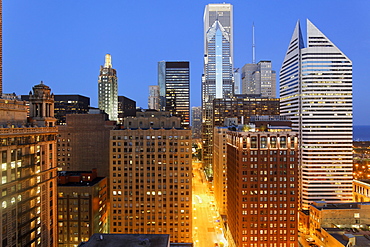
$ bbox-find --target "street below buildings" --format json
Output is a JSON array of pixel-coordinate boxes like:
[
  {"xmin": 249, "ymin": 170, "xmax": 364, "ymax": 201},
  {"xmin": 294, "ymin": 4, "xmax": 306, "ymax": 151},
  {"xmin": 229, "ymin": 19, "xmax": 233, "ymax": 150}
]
[{"xmin": 192, "ymin": 161, "xmax": 227, "ymax": 247}]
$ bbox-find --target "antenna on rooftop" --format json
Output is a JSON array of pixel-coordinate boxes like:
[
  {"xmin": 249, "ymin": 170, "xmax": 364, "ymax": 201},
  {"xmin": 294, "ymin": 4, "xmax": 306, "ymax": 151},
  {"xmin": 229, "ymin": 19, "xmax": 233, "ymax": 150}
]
[{"xmin": 252, "ymin": 22, "xmax": 256, "ymax": 64}]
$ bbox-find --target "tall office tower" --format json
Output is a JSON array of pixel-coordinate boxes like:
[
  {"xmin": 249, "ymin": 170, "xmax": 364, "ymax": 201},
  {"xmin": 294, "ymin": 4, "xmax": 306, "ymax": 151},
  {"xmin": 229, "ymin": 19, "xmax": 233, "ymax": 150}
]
[
  {"xmin": 0, "ymin": 83, "xmax": 57, "ymax": 247},
  {"xmin": 109, "ymin": 111, "xmax": 192, "ymax": 243},
  {"xmin": 148, "ymin": 85, "xmax": 160, "ymax": 110},
  {"xmin": 191, "ymin": 106, "xmax": 202, "ymax": 139},
  {"xmin": 57, "ymin": 113, "xmax": 115, "ymax": 177},
  {"xmin": 241, "ymin": 61, "xmax": 276, "ymax": 98},
  {"xmin": 233, "ymin": 68, "xmax": 241, "ymax": 94},
  {"xmin": 117, "ymin": 96, "xmax": 136, "ymax": 124},
  {"xmin": 280, "ymin": 20, "xmax": 353, "ymax": 209},
  {"xmin": 202, "ymin": 3, "xmax": 234, "ymax": 167},
  {"xmin": 158, "ymin": 61, "xmax": 190, "ymax": 129},
  {"xmin": 225, "ymin": 123, "xmax": 298, "ymax": 247},
  {"xmin": 241, "ymin": 63, "xmax": 258, "ymax": 95},
  {"xmin": 57, "ymin": 169, "xmax": 109, "ymax": 246},
  {"xmin": 98, "ymin": 54, "xmax": 118, "ymax": 121}
]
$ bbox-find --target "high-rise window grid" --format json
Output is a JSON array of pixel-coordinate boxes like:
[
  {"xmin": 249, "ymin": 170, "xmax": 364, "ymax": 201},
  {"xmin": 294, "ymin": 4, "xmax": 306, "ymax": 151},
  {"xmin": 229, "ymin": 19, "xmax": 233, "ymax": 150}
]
[{"xmin": 280, "ymin": 20, "xmax": 353, "ymax": 209}]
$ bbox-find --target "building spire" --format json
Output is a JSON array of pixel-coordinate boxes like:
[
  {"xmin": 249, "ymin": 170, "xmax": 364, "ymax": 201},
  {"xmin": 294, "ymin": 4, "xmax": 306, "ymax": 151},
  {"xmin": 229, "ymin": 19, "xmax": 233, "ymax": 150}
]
[
  {"xmin": 104, "ymin": 54, "xmax": 112, "ymax": 68},
  {"xmin": 252, "ymin": 22, "xmax": 256, "ymax": 64}
]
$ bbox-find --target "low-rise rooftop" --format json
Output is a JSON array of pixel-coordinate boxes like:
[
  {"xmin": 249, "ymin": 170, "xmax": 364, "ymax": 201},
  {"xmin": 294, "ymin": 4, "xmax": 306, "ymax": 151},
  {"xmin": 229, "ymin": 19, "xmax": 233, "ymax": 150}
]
[{"xmin": 78, "ymin": 234, "xmax": 170, "ymax": 247}]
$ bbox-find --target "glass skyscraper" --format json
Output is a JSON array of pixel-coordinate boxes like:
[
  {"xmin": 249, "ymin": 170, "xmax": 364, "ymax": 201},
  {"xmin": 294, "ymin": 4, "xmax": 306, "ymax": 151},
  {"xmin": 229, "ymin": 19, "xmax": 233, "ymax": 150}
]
[
  {"xmin": 280, "ymin": 20, "xmax": 353, "ymax": 209},
  {"xmin": 98, "ymin": 54, "xmax": 118, "ymax": 121},
  {"xmin": 158, "ymin": 61, "xmax": 190, "ymax": 129},
  {"xmin": 202, "ymin": 3, "xmax": 234, "ymax": 167}
]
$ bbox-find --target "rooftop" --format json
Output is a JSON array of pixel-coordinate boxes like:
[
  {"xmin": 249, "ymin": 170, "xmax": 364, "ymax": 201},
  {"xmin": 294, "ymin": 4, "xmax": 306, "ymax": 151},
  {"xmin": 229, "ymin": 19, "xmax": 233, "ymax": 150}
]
[
  {"xmin": 78, "ymin": 234, "xmax": 170, "ymax": 247},
  {"xmin": 312, "ymin": 202, "xmax": 370, "ymax": 210},
  {"xmin": 57, "ymin": 177, "xmax": 105, "ymax": 187}
]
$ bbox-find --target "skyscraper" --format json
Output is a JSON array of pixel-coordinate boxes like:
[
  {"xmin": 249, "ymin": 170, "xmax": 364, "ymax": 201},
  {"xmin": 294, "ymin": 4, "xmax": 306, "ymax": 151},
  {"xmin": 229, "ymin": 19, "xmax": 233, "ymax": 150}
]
[
  {"xmin": 233, "ymin": 68, "xmax": 241, "ymax": 94},
  {"xmin": 202, "ymin": 3, "xmax": 233, "ymax": 167},
  {"xmin": 280, "ymin": 20, "xmax": 353, "ymax": 209},
  {"xmin": 148, "ymin": 85, "xmax": 160, "ymax": 110},
  {"xmin": 98, "ymin": 54, "xmax": 118, "ymax": 121},
  {"xmin": 158, "ymin": 61, "xmax": 190, "ymax": 129},
  {"xmin": 191, "ymin": 106, "xmax": 202, "ymax": 139},
  {"xmin": 241, "ymin": 61, "xmax": 276, "ymax": 98}
]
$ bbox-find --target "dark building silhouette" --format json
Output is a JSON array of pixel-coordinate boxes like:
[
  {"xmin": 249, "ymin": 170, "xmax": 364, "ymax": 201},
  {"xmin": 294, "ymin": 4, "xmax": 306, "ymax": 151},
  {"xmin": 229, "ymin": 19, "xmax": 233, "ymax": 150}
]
[
  {"xmin": 117, "ymin": 95, "xmax": 136, "ymax": 124},
  {"xmin": 53, "ymin": 95, "xmax": 90, "ymax": 125},
  {"xmin": 21, "ymin": 94, "xmax": 90, "ymax": 125},
  {"xmin": 57, "ymin": 113, "xmax": 115, "ymax": 177}
]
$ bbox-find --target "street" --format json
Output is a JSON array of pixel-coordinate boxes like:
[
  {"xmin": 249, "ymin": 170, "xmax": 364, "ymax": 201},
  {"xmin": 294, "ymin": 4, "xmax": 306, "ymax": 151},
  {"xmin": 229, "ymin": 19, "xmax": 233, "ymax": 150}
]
[{"xmin": 192, "ymin": 161, "xmax": 227, "ymax": 247}]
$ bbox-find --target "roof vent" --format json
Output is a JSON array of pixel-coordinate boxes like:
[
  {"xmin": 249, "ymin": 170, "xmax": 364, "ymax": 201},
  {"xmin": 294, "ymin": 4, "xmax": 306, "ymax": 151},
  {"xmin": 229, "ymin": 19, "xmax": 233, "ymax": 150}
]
[{"xmin": 139, "ymin": 238, "xmax": 150, "ymax": 246}]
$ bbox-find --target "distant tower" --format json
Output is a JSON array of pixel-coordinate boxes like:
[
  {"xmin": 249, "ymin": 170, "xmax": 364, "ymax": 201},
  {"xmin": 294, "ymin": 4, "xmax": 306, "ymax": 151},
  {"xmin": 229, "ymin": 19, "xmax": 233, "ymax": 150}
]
[
  {"xmin": 233, "ymin": 68, "xmax": 241, "ymax": 94},
  {"xmin": 202, "ymin": 3, "xmax": 234, "ymax": 167},
  {"xmin": 158, "ymin": 61, "xmax": 190, "ymax": 129},
  {"xmin": 98, "ymin": 54, "xmax": 118, "ymax": 121},
  {"xmin": 241, "ymin": 61, "xmax": 276, "ymax": 97},
  {"xmin": 241, "ymin": 24, "xmax": 276, "ymax": 98},
  {"xmin": 29, "ymin": 81, "xmax": 56, "ymax": 127},
  {"xmin": 191, "ymin": 106, "xmax": 202, "ymax": 139},
  {"xmin": 148, "ymin": 85, "xmax": 160, "ymax": 110}
]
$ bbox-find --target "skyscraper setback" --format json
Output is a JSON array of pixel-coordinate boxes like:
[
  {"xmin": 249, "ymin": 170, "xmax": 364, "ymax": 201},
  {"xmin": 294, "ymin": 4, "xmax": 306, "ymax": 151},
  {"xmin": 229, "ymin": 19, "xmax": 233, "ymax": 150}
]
[
  {"xmin": 202, "ymin": 3, "xmax": 234, "ymax": 167},
  {"xmin": 98, "ymin": 54, "xmax": 118, "ymax": 121},
  {"xmin": 280, "ymin": 20, "xmax": 353, "ymax": 209}
]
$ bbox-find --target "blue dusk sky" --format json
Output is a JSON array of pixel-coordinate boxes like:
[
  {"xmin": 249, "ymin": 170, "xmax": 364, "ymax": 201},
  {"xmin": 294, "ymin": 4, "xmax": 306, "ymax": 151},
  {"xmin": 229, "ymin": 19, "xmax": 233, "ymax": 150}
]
[{"xmin": 3, "ymin": 1, "xmax": 370, "ymax": 125}]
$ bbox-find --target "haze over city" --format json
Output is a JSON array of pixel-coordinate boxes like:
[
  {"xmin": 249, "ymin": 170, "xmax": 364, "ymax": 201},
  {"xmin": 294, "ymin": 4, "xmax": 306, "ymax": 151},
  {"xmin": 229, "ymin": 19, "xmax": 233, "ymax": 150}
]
[{"xmin": 3, "ymin": 0, "xmax": 370, "ymax": 124}]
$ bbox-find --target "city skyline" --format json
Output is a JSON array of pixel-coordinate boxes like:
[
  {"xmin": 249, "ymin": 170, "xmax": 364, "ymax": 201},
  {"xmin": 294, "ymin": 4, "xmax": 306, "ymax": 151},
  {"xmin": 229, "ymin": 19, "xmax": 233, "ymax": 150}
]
[{"xmin": 3, "ymin": 1, "xmax": 370, "ymax": 125}]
